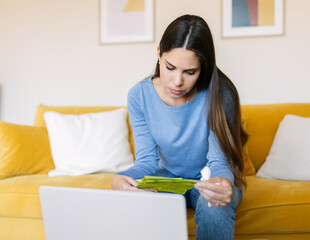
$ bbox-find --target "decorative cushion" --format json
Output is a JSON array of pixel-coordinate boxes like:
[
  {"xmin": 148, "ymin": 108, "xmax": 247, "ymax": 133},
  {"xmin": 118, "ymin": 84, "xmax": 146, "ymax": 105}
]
[
  {"xmin": 257, "ymin": 115, "xmax": 310, "ymax": 181},
  {"xmin": 34, "ymin": 104, "xmax": 135, "ymax": 157},
  {"xmin": 0, "ymin": 121, "xmax": 54, "ymax": 179},
  {"xmin": 44, "ymin": 109, "xmax": 134, "ymax": 176}
]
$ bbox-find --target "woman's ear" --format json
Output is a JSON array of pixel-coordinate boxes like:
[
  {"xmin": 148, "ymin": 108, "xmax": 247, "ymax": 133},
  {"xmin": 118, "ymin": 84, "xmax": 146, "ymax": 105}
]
[{"xmin": 157, "ymin": 46, "xmax": 161, "ymax": 62}]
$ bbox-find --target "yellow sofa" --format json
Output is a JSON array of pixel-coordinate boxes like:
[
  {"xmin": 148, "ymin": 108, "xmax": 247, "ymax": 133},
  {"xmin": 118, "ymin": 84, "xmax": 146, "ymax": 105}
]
[{"xmin": 0, "ymin": 103, "xmax": 310, "ymax": 240}]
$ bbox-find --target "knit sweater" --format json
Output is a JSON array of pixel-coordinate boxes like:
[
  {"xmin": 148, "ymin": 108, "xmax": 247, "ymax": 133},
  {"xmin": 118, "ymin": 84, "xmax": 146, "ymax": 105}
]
[{"xmin": 119, "ymin": 76, "xmax": 234, "ymax": 185}]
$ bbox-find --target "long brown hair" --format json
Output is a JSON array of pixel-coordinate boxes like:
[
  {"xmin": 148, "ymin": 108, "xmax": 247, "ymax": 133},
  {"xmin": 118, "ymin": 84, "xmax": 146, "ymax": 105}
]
[{"xmin": 154, "ymin": 15, "xmax": 248, "ymax": 188}]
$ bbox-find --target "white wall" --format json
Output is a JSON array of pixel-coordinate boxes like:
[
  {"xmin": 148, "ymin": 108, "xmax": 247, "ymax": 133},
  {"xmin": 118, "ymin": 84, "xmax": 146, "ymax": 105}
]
[{"xmin": 0, "ymin": 0, "xmax": 309, "ymax": 125}]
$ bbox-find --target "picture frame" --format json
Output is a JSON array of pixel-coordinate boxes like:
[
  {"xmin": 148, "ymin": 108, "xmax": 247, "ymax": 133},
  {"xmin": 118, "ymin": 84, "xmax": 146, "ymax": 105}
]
[
  {"xmin": 100, "ymin": 0, "xmax": 154, "ymax": 44},
  {"xmin": 222, "ymin": 0, "xmax": 284, "ymax": 38}
]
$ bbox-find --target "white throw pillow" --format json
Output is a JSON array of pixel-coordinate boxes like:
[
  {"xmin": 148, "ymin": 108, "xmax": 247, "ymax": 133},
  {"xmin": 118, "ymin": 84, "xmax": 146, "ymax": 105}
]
[
  {"xmin": 257, "ymin": 114, "xmax": 310, "ymax": 181},
  {"xmin": 44, "ymin": 109, "xmax": 134, "ymax": 176}
]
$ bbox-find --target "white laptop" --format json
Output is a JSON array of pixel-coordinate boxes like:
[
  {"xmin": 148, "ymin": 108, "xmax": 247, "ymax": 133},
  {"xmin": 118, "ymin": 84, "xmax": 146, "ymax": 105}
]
[{"xmin": 39, "ymin": 186, "xmax": 188, "ymax": 240}]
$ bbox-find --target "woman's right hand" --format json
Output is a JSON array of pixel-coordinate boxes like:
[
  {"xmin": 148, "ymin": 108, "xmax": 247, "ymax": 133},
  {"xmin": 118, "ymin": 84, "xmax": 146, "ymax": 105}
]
[{"xmin": 111, "ymin": 174, "xmax": 157, "ymax": 192}]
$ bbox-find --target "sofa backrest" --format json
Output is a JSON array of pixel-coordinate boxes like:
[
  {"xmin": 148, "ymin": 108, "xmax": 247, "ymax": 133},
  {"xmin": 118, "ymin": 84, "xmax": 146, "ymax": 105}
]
[
  {"xmin": 241, "ymin": 103, "xmax": 310, "ymax": 171},
  {"xmin": 35, "ymin": 103, "xmax": 310, "ymax": 172}
]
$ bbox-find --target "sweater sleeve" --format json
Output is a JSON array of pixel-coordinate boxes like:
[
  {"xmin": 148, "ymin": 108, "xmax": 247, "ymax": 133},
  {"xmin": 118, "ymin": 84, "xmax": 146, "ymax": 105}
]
[
  {"xmin": 206, "ymin": 130, "xmax": 234, "ymax": 186},
  {"xmin": 118, "ymin": 85, "xmax": 160, "ymax": 179}
]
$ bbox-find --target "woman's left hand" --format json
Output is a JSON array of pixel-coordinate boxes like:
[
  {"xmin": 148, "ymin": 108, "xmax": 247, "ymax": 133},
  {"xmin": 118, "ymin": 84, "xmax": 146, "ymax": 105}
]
[{"xmin": 194, "ymin": 177, "xmax": 233, "ymax": 208}]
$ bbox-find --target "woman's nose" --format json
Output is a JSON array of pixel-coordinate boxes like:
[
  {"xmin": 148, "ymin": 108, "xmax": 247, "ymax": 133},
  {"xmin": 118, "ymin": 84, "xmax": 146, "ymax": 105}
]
[{"xmin": 173, "ymin": 73, "xmax": 184, "ymax": 86}]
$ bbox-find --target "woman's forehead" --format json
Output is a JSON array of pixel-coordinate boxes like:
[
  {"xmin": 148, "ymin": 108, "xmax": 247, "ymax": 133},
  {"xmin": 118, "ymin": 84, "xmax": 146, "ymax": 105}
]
[{"xmin": 162, "ymin": 48, "xmax": 200, "ymax": 68}]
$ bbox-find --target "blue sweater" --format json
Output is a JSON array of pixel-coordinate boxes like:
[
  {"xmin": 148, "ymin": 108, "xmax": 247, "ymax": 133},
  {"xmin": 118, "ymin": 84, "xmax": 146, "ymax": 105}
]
[{"xmin": 119, "ymin": 77, "xmax": 234, "ymax": 184}]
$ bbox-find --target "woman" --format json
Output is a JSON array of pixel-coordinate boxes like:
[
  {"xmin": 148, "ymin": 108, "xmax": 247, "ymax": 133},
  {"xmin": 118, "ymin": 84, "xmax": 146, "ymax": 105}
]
[{"xmin": 111, "ymin": 14, "xmax": 248, "ymax": 240}]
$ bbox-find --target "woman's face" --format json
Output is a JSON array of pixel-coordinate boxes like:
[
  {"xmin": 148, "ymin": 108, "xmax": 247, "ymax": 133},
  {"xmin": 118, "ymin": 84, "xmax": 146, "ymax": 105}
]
[{"xmin": 158, "ymin": 47, "xmax": 201, "ymax": 100}]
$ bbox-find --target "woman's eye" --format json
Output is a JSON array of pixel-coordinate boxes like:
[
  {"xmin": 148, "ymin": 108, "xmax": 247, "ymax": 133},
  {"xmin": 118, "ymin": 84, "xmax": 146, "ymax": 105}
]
[
  {"xmin": 166, "ymin": 66, "xmax": 174, "ymax": 71},
  {"xmin": 187, "ymin": 71, "xmax": 196, "ymax": 75}
]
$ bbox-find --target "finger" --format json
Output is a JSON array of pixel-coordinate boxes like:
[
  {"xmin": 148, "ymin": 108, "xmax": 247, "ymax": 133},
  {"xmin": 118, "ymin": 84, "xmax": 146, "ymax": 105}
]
[
  {"xmin": 195, "ymin": 182, "xmax": 225, "ymax": 193},
  {"xmin": 195, "ymin": 182, "xmax": 225, "ymax": 195},
  {"xmin": 143, "ymin": 188, "xmax": 158, "ymax": 192},
  {"xmin": 195, "ymin": 182, "xmax": 232, "ymax": 198},
  {"xmin": 117, "ymin": 178, "xmax": 138, "ymax": 191},
  {"xmin": 208, "ymin": 177, "xmax": 231, "ymax": 187},
  {"xmin": 124, "ymin": 178, "xmax": 157, "ymax": 192},
  {"xmin": 198, "ymin": 191, "xmax": 224, "ymax": 208},
  {"xmin": 197, "ymin": 189, "xmax": 211, "ymax": 202},
  {"xmin": 210, "ymin": 200, "xmax": 226, "ymax": 208},
  {"xmin": 196, "ymin": 186, "xmax": 230, "ymax": 204},
  {"xmin": 124, "ymin": 176, "xmax": 139, "ymax": 187},
  {"xmin": 126, "ymin": 186, "xmax": 157, "ymax": 193}
]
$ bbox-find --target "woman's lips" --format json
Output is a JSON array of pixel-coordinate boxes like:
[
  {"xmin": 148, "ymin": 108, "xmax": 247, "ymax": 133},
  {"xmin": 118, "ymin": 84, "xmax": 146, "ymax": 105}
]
[{"xmin": 169, "ymin": 88, "xmax": 184, "ymax": 95}]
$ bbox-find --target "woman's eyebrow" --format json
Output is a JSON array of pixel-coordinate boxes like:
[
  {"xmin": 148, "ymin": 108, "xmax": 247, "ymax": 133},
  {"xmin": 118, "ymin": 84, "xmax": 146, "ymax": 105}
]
[
  {"xmin": 185, "ymin": 67, "xmax": 200, "ymax": 71},
  {"xmin": 165, "ymin": 59, "xmax": 199, "ymax": 71},
  {"xmin": 164, "ymin": 59, "xmax": 175, "ymax": 67}
]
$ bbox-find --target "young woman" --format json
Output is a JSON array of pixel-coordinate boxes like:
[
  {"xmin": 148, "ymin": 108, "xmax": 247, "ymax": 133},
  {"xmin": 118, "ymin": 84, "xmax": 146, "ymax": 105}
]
[{"xmin": 111, "ymin": 14, "xmax": 248, "ymax": 240}]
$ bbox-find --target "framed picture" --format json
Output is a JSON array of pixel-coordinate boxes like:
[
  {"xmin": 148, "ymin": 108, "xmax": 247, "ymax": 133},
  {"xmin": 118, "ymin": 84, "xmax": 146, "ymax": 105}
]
[
  {"xmin": 222, "ymin": 0, "xmax": 284, "ymax": 37},
  {"xmin": 100, "ymin": 0, "xmax": 154, "ymax": 44}
]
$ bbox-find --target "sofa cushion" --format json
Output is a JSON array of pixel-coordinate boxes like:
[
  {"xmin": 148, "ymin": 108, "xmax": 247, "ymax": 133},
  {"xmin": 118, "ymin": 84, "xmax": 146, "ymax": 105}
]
[
  {"xmin": 0, "ymin": 173, "xmax": 114, "ymax": 218},
  {"xmin": 235, "ymin": 176, "xmax": 310, "ymax": 236},
  {"xmin": 34, "ymin": 104, "xmax": 135, "ymax": 156},
  {"xmin": 44, "ymin": 109, "xmax": 134, "ymax": 176},
  {"xmin": 0, "ymin": 121, "xmax": 54, "ymax": 179},
  {"xmin": 257, "ymin": 114, "xmax": 310, "ymax": 181}
]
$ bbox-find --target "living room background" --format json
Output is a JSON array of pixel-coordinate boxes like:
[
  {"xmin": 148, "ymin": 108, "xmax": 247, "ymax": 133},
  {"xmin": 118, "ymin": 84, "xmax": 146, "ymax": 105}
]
[{"xmin": 0, "ymin": 0, "xmax": 309, "ymax": 125}]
